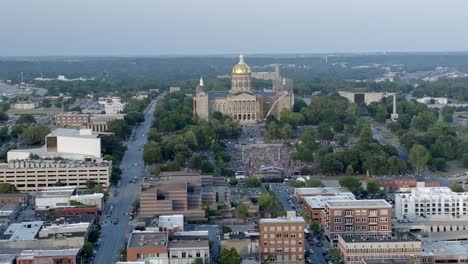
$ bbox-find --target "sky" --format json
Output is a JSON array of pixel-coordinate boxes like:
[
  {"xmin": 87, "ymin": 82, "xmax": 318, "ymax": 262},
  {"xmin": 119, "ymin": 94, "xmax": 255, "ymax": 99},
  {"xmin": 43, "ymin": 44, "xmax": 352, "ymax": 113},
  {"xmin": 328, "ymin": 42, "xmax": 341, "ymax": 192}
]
[{"xmin": 1, "ymin": 0, "xmax": 468, "ymax": 56}]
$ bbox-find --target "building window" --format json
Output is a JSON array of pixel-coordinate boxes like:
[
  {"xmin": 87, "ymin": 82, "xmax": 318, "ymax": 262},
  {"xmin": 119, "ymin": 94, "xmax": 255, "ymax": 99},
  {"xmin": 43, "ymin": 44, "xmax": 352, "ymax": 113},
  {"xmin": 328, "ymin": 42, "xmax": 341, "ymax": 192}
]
[
  {"xmin": 334, "ymin": 210, "xmax": 342, "ymax": 216},
  {"xmin": 334, "ymin": 218, "xmax": 342, "ymax": 223},
  {"xmin": 380, "ymin": 209, "xmax": 388, "ymax": 215}
]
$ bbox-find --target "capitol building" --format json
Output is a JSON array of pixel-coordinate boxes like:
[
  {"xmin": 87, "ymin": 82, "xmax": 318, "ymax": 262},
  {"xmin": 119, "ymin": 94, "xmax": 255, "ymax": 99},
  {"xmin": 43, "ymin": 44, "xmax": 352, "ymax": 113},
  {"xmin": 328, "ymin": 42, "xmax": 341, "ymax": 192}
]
[{"xmin": 193, "ymin": 54, "xmax": 294, "ymax": 124}]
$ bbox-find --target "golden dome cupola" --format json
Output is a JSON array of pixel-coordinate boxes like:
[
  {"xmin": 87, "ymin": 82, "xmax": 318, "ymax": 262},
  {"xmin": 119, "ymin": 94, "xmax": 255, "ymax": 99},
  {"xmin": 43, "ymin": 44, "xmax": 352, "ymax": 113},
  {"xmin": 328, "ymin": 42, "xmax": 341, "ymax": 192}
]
[{"xmin": 232, "ymin": 54, "xmax": 251, "ymax": 75}]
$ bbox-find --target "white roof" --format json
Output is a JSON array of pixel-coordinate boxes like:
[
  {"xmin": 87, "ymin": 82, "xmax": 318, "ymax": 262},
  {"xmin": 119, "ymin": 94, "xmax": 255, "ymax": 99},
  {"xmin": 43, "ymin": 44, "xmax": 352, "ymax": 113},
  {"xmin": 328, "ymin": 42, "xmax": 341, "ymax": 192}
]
[
  {"xmin": 18, "ymin": 248, "xmax": 80, "ymax": 259},
  {"xmin": 325, "ymin": 199, "xmax": 391, "ymax": 209},
  {"xmin": 3, "ymin": 221, "xmax": 43, "ymax": 241},
  {"xmin": 158, "ymin": 214, "xmax": 184, "ymax": 229},
  {"xmin": 260, "ymin": 216, "xmax": 305, "ymax": 224},
  {"xmin": 422, "ymin": 241, "xmax": 468, "ymax": 256},
  {"xmin": 36, "ymin": 186, "xmax": 76, "ymax": 198},
  {"xmin": 399, "ymin": 187, "xmax": 468, "ymax": 198},
  {"xmin": 304, "ymin": 195, "xmax": 356, "ymax": 208},
  {"xmin": 294, "ymin": 187, "xmax": 353, "ymax": 196},
  {"xmin": 174, "ymin": 231, "xmax": 208, "ymax": 236},
  {"xmin": 48, "ymin": 128, "xmax": 99, "ymax": 139}
]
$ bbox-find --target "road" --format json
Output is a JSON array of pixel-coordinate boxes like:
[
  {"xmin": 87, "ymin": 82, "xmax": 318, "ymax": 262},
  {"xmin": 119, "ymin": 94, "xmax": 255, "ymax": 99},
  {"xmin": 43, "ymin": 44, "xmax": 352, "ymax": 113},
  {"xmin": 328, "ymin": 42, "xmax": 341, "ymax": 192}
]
[
  {"xmin": 93, "ymin": 96, "xmax": 162, "ymax": 264},
  {"xmin": 371, "ymin": 126, "xmax": 408, "ymax": 161}
]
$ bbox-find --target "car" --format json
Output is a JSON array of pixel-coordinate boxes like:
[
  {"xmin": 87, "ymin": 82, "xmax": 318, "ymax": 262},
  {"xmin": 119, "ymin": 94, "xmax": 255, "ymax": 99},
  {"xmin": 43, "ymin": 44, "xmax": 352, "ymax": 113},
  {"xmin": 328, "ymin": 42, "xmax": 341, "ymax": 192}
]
[
  {"xmin": 328, "ymin": 261, "xmax": 334, "ymax": 264},
  {"xmin": 308, "ymin": 249, "xmax": 314, "ymax": 254},
  {"xmin": 113, "ymin": 218, "xmax": 119, "ymax": 225},
  {"xmin": 316, "ymin": 241, "xmax": 323, "ymax": 247},
  {"xmin": 322, "ymin": 249, "xmax": 328, "ymax": 255}
]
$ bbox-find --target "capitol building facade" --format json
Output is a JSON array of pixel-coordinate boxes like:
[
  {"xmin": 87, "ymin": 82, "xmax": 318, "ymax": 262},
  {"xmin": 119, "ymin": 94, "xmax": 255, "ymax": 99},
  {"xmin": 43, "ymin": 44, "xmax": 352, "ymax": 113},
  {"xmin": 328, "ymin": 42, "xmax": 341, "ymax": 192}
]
[{"xmin": 193, "ymin": 55, "xmax": 294, "ymax": 124}]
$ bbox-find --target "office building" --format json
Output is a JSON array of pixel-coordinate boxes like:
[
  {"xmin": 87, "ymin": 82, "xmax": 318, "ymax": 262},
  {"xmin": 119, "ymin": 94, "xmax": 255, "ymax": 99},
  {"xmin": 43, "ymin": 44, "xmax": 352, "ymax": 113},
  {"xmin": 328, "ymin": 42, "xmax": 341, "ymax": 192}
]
[
  {"xmin": 394, "ymin": 187, "xmax": 468, "ymax": 220},
  {"xmin": 322, "ymin": 200, "xmax": 392, "ymax": 246},
  {"xmin": 139, "ymin": 171, "xmax": 230, "ymax": 221},
  {"xmin": 337, "ymin": 234, "xmax": 421, "ymax": 264},
  {"xmin": 13, "ymin": 102, "xmax": 39, "ymax": 110},
  {"xmin": 55, "ymin": 112, "xmax": 125, "ymax": 132},
  {"xmin": 0, "ymin": 160, "xmax": 111, "ymax": 192},
  {"xmin": 259, "ymin": 214, "xmax": 305, "ymax": 264},
  {"xmin": 8, "ymin": 128, "xmax": 101, "ymax": 162}
]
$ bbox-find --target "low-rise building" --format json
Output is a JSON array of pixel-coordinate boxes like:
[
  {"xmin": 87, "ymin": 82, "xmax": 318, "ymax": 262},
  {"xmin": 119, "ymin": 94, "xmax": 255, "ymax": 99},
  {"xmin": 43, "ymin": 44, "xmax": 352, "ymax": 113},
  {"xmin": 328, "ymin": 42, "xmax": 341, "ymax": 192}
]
[
  {"xmin": 337, "ymin": 234, "xmax": 421, "ymax": 264},
  {"xmin": 55, "ymin": 112, "xmax": 91, "ymax": 127},
  {"xmin": 13, "ymin": 102, "xmax": 40, "ymax": 110},
  {"xmin": 0, "ymin": 160, "xmax": 111, "ymax": 192},
  {"xmin": 294, "ymin": 187, "xmax": 354, "ymax": 203},
  {"xmin": 157, "ymin": 214, "xmax": 184, "ymax": 233},
  {"xmin": 421, "ymin": 241, "xmax": 468, "ymax": 264},
  {"xmin": 0, "ymin": 203, "xmax": 19, "ymax": 225},
  {"xmin": 126, "ymin": 230, "xmax": 210, "ymax": 264},
  {"xmin": 35, "ymin": 186, "xmax": 103, "ymax": 209},
  {"xmin": 16, "ymin": 248, "xmax": 80, "ymax": 264},
  {"xmin": 378, "ymin": 178, "xmax": 439, "ymax": 193},
  {"xmin": 322, "ymin": 200, "xmax": 392, "ymax": 246},
  {"xmin": 259, "ymin": 214, "xmax": 305, "ymax": 264},
  {"xmin": 395, "ymin": 187, "xmax": 468, "ymax": 220},
  {"xmin": 0, "ymin": 193, "xmax": 29, "ymax": 205}
]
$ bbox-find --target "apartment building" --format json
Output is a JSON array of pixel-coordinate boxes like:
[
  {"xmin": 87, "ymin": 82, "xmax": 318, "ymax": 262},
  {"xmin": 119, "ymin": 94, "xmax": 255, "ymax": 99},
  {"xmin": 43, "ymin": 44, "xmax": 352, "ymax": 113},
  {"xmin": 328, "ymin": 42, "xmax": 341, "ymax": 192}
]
[
  {"xmin": 139, "ymin": 171, "xmax": 230, "ymax": 221},
  {"xmin": 0, "ymin": 160, "xmax": 111, "ymax": 192},
  {"xmin": 395, "ymin": 187, "xmax": 468, "ymax": 220},
  {"xmin": 322, "ymin": 200, "xmax": 392, "ymax": 246},
  {"xmin": 303, "ymin": 195, "xmax": 356, "ymax": 223},
  {"xmin": 259, "ymin": 215, "xmax": 305, "ymax": 264},
  {"xmin": 294, "ymin": 187, "xmax": 354, "ymax": 203},
  {"xmin": 337, "ymin": 234, "xmax": 421, "ymax": 264}
]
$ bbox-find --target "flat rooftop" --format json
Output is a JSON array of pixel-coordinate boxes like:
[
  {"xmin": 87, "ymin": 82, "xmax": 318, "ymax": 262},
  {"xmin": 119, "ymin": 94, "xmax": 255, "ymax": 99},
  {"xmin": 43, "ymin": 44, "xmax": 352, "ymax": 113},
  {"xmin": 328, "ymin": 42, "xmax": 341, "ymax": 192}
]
[
  {"xmin": 128, "ymin": 231, "xmax": 168, "ymax": 248},
  {"xmin": 325, "ymin": 199, "xmax": 391, "ymax": 208},
  {"xmin": 260, "ymin": 216, "xmax": 305, "ymax": 224},
  {"xmin": 304, "ymin": 195, "xmax": 356, "ymax": 208},
  {"xmin": 36, "ymin": 186, "xmax": 76, "ymax": 198},
  {"xmin": 158, "ymin": 214, "xmax": 184, "ymax": 229},
  {"xmin": 422, "ymin": 241, "xmax": 468, "ymax": 257},
  {"xmin": 3, "ymin": 221, "xmax": 44, "ymax": 241},
  {"xmin": 47, "ymin": 128, "xmax": 99, "ymax": 139},
  {"xmin": 17, "ymin": 248, "xmax": 80, "ymax": 259},
  {"xmin": 294, "ymin": 187, "xmax": 353, "ymax": 196},
  {"xmin": 168, "ymin": 239, "xmax": 209, "ymax": 249},
  {"xmin": 399, "ymin": 187, "xmax": 468, "ymax": 197},
  {"xmin": 0, "ymin": 160, "xmax": 111, "ymax": 169},
  {"xmin": 341, "ymin": 234, "xmax": 419, "ymax": 243}
]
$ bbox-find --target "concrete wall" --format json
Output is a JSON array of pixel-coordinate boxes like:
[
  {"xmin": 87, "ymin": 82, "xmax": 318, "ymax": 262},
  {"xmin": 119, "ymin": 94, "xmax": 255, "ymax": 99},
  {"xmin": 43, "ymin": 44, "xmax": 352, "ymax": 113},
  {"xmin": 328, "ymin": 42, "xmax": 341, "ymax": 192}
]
[
  {"xmin": 56, "ymin": 136, "xmax": 101, "ymax": 158},
  {"xmin": 36, "ymin": 196, "xmax": 70, "ymax": 208}
]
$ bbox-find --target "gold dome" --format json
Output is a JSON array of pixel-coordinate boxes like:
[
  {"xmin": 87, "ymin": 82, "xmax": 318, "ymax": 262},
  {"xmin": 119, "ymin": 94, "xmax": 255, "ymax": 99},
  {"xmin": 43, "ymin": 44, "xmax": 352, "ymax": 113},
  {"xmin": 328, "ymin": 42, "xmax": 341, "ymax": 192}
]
[{"xmin": 232, "ymin": 54, "xmax": 251, "ymax": 75}]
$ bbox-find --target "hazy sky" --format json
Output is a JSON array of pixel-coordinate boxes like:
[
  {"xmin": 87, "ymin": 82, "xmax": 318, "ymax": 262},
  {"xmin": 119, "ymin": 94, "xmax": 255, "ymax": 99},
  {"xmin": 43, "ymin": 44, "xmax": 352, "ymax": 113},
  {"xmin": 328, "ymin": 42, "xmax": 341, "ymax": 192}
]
[{"xmin": 1, "ymin": 0, "xmax": 468, "ymax": 56}]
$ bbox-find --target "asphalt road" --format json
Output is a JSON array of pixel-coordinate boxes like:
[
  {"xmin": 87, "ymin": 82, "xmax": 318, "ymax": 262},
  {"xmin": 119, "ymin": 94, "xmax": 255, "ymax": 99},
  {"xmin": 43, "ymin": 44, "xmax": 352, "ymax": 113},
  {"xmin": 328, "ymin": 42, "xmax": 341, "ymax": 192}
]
[{"xmin": 93, "ymin": 96, "xmax": 161, "ymax": 264}]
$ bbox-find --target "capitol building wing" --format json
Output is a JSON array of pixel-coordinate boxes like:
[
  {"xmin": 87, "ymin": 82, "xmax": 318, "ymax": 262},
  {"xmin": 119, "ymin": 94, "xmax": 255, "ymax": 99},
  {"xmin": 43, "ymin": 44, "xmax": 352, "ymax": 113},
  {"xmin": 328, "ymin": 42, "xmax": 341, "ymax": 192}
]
[{"xmin": 193, "ymin": 54, "xmax": 294, "ymax": 123}]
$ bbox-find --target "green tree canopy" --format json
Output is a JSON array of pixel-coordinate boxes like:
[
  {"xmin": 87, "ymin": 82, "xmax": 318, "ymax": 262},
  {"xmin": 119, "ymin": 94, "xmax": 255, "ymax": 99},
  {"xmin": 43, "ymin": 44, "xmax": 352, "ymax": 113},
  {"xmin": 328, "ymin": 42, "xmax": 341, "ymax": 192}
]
[
  {"xmin": 0, "ymin": 183, "xmax": 18, "ymax": 193},
  {"xmin": 338, "ymin": 176, "xmax": 362, "ymax": 194},
  {"xmin": 409, "ymin": 144, "xmax": 430, "ymax": 175},
  {"xmin": 219, "ymin": 247, "xmax": 241, "ymax": 264}
]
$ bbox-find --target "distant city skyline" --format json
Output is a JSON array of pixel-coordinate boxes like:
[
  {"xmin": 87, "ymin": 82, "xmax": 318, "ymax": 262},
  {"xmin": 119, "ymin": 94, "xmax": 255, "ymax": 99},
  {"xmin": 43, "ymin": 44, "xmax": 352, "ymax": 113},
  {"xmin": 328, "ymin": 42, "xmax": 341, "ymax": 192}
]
[{"xmin": 1, "ymin": 0, "xmax": 468, "ymax": 56}]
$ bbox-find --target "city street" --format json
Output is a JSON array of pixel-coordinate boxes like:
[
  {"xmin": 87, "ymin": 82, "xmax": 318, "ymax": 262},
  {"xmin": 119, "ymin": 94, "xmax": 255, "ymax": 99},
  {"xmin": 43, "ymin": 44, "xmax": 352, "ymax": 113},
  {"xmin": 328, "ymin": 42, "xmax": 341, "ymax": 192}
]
[{"xmin": 93, "ymin": 96, "xmax": 162, "ymax": 264}]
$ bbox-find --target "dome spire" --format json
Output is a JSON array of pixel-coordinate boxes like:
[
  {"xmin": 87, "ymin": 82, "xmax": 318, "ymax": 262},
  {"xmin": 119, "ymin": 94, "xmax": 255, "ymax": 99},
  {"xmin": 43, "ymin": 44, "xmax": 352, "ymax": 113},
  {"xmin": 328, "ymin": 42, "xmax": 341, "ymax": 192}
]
[
  {"xmin": 239, "ymin": 53, "xmax": 244, "ymax": 63},
  {"xmin": 199, "ymin": 76, "xmax": 204, "ymax": 87}
]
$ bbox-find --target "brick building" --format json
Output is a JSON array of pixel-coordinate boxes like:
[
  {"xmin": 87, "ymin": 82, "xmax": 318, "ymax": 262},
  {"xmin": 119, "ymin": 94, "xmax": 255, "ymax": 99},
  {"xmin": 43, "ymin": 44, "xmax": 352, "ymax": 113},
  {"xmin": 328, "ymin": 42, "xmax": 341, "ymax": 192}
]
[
  {"xmin": 16, "ymin": 248, "xmax": 80, "ymax": 264},
  {"xmin": 259, "ymin": 215, "xmax": 305, "ymax": 264},
  {"xmin": 303, "ymin": 195, "xmax": 355, "ymax": 223},
  {"xmin": 0, "ymin": 193, "xmax": 28, "ymax": 205},
  {"xmin": 378, "ymin": 178, "xmax": 439, "ymax": 193},
  {"xmin": 322, "ymin": 200, "xmax": 392, "ymax": 246}
]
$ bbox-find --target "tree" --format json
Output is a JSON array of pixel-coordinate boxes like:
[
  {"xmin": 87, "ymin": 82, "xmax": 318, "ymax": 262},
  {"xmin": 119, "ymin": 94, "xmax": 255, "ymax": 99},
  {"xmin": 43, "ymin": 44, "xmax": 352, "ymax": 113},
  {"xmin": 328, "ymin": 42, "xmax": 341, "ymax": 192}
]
[
  {"xmin": 330, "ymin": 248, "xmax": 342, "ymax": 263},
  {"xmin": 409, "ymin": 144, "xmax": 430, "ymax": 175},
  {"xmin": 306, "ymin": 179, "xmax": 323, "ymax": 187},
  {"xmin": 81, "ymin": 242, "xmax": 94, "ymax": 256},
  {"xmin": 22, "ymin": 126, "xmax": 50, "ymax": 145},
  {"xmin": 318, "ymin": 153, "xmax": 343, "ymax": 175},
  {"xmin": 16, "ymin": 114, "xmax": 36, "ymax": 124},
  {"xmin": 191, "ymin": 258, "xmax": 204, "ymax": 264},
  {"xmin": 219, "ymin": 247, "xmax": 241, "ymax": 264},
  {"xmin": 143, "ymin": 141, "xmax": 162, "ymax": 164},
  {"xmin": 367, "ymin": 179, "xmax": 380, "ymax": 194},
  {"xmin": 451, "ymin": 182, "xmax": 465, "ymax": 193},
  {"xmin": 345, "ymin": 165, "xmax": 354, "ymax": 175},
  {"xmin": 441, "ymin": 106, "xmax": 455, "ymax": 123},
  {"xmin": 235, "ymin": 203, "xmax": 249, "ymax": 220},
  {"xmin": 244, "ymin": 177, "xmax": 261, "ymax": 188},
  {"xmin": 309, "ymin": 221, "xmax": 320, "ymax": 234},
  {"xmin": 0, "ymin": 112, "xmax": 9, "ymax": 121},
  {"xmin": 200, "ymin": 160, "xmax": 214, "ymax": 174},
  {"xmin": 0, "ymin": 183, "xmax": 18, "ymax": 193},
  {"xmin": 339, "ymin": 176, "xmax": 362, "ymax": 194},
  {"xmin": 87, "ymin": 229, "xmax": 101, "ymax": 243},
  {"xmin": 0, "ymin": 127, "xmax": 10, "ymax": 142},
  {"xmin": 228, "ymin": 178, "xmax": 238, "ymax": 186}
]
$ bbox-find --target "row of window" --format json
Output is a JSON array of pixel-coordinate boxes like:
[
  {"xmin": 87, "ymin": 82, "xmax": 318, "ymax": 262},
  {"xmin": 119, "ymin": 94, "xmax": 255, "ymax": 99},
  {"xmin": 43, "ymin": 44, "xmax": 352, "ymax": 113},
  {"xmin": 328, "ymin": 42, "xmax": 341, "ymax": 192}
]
[
  {"xmin": 262, "ymin": 225, "xmax": 302, "ymax": 232},
  {"xmin": 334, "ymin": 209, "xmax": 388, "ymax": 216},
  {"xmin": 334, "ymin": 225, "xmax": 389, "ymax": 231}
]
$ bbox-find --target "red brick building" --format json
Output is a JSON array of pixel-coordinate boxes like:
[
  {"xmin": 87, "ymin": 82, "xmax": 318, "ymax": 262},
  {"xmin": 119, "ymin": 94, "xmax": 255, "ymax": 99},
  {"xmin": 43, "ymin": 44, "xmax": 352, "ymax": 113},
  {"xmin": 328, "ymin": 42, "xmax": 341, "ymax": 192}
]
[
  {"xmin": 259, "ymin": 216, "xmax": 305, "ymax": 264},
  {"xmin": 16, "ymin": 248, "xmax": 80, "ymax": 264},
  {"xmin": 35, "ymin": 206, "xmax": 100, "ymax": 222},
  {"xmin": 322, "ymin": 200, "xmax": 392, "ymax": 246},
  {"xmin": 378, "ymin": 178, "xmax": 440, "ymax": 193}
]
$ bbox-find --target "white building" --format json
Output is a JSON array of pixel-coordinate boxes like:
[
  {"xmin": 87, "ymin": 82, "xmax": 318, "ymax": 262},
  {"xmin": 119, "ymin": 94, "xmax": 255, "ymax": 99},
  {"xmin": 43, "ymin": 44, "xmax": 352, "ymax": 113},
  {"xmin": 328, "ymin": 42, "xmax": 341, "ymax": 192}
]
[
  {"xmin": 416, "ymin": 96, "xmax": 448, "ymax": 105},
  {"xmin": 104, "ymin": 98, "xmax": 126, "ymax": 115},
  {"xmin": 35, "ymin": 186, "xmax": 104, "ymax": 209},
  {"xmin": 395, "ymin": 187, "xmax": 468, "ymax": 220},
  {"xmin": 158, "ymin": 214, "xmax": 184, "ymax": 232},
  {"xmin": 13, "ymin": 102, "xmax": 39, "ymax": 110},
  {"xmin": 8, "ymin": 128, "xmax": 101, "ymax": 162}
]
